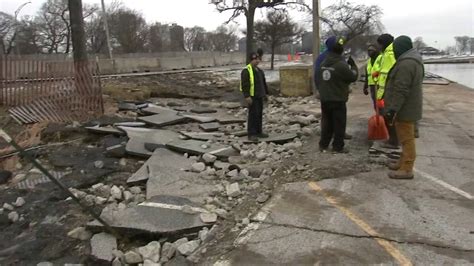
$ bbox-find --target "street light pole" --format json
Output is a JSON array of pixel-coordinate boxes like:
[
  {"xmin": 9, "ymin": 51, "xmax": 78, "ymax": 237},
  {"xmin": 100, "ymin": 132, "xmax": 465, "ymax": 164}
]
[
  {"xmin": 101, "ymin": 0, "xmax": 113, "ymax": 60},
  {"xmin": 312, "ymin": 0, "xmax": 320, "ymax": 63}
]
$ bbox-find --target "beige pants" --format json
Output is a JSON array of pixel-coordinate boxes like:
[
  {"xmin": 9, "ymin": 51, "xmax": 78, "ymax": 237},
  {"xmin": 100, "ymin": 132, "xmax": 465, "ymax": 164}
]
[{"xmin": 395, "ymin": 121, "xmax": 416, "ymax": 172}]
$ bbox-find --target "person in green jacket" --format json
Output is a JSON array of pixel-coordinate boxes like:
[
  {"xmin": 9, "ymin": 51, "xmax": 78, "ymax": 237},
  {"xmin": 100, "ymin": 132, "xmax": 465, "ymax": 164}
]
[
  {"xmin": 317, "ymin": 36, "xmax": 358, "ymax": 153},
  {"xmin": 384, "ymin": 36, "xmax": 424, "ymax": 179}
]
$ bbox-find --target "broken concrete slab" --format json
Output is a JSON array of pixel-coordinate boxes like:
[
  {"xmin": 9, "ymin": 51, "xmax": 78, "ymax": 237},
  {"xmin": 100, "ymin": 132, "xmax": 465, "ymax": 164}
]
[
  {"xmin": 166, "ymin": 139, "xmax": 238, "ymax": 159},
  {"xmin": 141, "ymin": 104, "xmax": 178, "ymax": 115},
  {"xmin": 138, "ymin": 113, "xmax": 188, "ymax": 128},
  {"xmin": 180, "ymin": 132, "xmax": 225, "ymax": 142},
  {"xmin": 182, "ymin": 114, "xmax": 217, "ymax": 123},
  {"xmin": 199, "ymin": 122, "xmax": 220, "ymax": 132},
  {"xmin": 85, "ymin": 126, "xmax": 125, "ymax": 136},
  {"xmin": 215, "ymin": 116, "xmax": 246, "ymax": 125},
  {"xmin": 190, "ymin": 107, "xmax": 217, "ymax": 114},
  {"xmin": 87, "ymin": 195, "xmax": 210, "ymax": 237},
  {"xmin": 118, "ymin": 102, "xmax": 138, "ymax": 111},
  {"xmin": 119, "ymin": 127, "xmax": 181, "ymax": 157},
  {"xmin": 113, "ymin": 122, "xmax": 147, "ymax": 127},
  {"xmin": 90, "ymin": 232, "xmax": 117, "ymax": 262},
  {"xmin": 127, "ymin": 149, "xmax": 193, "ymax": 185}
]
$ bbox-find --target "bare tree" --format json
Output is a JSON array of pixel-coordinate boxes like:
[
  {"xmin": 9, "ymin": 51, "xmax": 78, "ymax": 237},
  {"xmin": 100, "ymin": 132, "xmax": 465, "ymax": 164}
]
[
  {"xmin": 84, "ymin": 0, "xmax": 120, "ymax": 54},
  {"xmin": 413, "ymin": 37, "xmax": 427, "ymax": 50},
  {"xmin": 254, "ymin": 10, "xmax": 302, "ymax": 69},
  {"xmin": 184, "ymin": 26, "xmax": 206, "ymax": 51},
  {"xmin": 321, "ymin": 0, "xmax": 383, "ymax": 42},
  {"xmin": 109, "ymin": 8, "xmax": 148, "ymax": 53},
  {"xmin": 211, "ymin": 0, "xmax": 309, "ymax": 62},
  {"xmin": 14, "ymin": 17, "xmax": 41, "ymax": 54},
  {"xmin": 455, "ymin": 36, "xmax": 470, "ymax": 54},
  {"xmin": 208, "ymin": 25, "xmax": 237, "ymax": 52},
  {"xmin": 0, "ymin": 12, "xmax": 16, "ymax": 54}
]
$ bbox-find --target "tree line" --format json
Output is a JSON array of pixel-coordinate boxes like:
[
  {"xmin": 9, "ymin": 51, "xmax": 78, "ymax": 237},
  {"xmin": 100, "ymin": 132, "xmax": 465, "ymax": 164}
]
[{"xmin": 0, "ymin": 0, "xmax": 240, "ymax": 55}]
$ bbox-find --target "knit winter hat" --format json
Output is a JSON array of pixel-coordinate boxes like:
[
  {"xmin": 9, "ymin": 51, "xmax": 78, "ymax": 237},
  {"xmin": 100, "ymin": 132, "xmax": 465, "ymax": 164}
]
[
  {"xmin": 326, "ymin": 36, "xmax": 345, "ymax": 54},
  {"xmin": 393, "ymin": 35, "xmax": 413, "ymax": 59},
  {"xmin": 377, "ymin": 34, "xmax": 394, "ymax": 49}
]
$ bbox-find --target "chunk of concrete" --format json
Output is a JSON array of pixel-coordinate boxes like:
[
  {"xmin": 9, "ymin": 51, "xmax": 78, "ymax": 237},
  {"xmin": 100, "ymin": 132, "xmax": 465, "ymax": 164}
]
[
  {"xmin": 138, "ymin": 241, "xmax": 161, "ymax": 263},
  {"xmin": 118, "ymin": 102, "xmax": 138, "ymax": 111},
  {"xmin": 127, "ymin": 148, "xmax": 193, "ymax": 185},
  {"xmin": 177, "ymin": 240, "xmax": 200, "ymax": 256},
  {"xmin": 182, "ymin": 114, "xmax": 217, "ymax": 123},
  {"xmin": 87, "ymin": 195, "xmax": 210, "ymax": 237},
  {"xmin": 113, "ymin": 122, "xmax": 146, "ymax": 127},
  {"xmin": 119, "ymin": 127, "xmax": 181, "ymax": 157},
  {"xmin": 90, "ymin": 232, "xmax": 117, "ymax": 262},
  {"xmin": 85, "ymin": 126, "xmax": 125, "ymax": 136},
  {"xmin": 215, "ymin": 116, "xmax": 246, "ymax": 125},
  {"xmin": 166, "ymin": 139, "xmax": 238, "ymax": 159},
  {"xmin": 180, "ymin": 131, "xmax": 225, "ymax": 141},
  {"xmin": 138, "ymin": 113, "xmax": 188, "ymax": 128},
  {"xmin": 199, "ymin": 122, "xmax": 220, "ymax": 132},
  {"xmin": 141, "ymin": 104, "xmax": 178, "ymax": 115}
]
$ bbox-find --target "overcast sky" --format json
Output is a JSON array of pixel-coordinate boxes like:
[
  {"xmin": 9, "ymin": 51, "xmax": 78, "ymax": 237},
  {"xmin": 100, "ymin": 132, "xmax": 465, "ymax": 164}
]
[{"xmin": 1, "ymin": 0, "xmax": 473, "ymax": 49}]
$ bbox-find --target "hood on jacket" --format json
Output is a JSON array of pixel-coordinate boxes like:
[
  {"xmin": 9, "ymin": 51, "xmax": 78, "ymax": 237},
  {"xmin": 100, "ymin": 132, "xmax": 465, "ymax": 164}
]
[{"xmin": 393, "ymin": 35, "xmax": 414, "ymax": 59}]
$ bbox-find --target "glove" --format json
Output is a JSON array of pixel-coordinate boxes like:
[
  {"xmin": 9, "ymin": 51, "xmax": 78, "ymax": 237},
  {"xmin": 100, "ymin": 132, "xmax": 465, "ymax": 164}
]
[
  {"xmin": 372, "ymin": 71, "xmax": 380, "ymax": 78},
  {"xmin": 363, "ymin": 87, "xmax": 369, "ymax": 95},
  {"xmin": 376, "ymin": 99, "xmax": 385, "ymax": 109},
  {"xmin": 347, "ymin": 56, "xmax": 356, "ymax": 66},
  {"xmin": 385, "ymin": 110, "xmax": 397, "ymax": 126},
  {"xmin": 245, "ymin": 97, "xmax": 253, "ymax": 107}
]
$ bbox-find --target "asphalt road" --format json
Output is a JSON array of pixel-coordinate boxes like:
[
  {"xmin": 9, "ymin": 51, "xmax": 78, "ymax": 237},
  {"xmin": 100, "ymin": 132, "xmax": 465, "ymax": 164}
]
[{"xmin": 212, "ymin": 82, "xmax": 474, "ymax": 265}]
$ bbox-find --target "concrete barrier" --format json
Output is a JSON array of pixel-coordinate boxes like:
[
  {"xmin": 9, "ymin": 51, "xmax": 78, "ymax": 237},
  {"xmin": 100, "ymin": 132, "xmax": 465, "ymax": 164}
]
[
  {"xmin": 279, "ymin": 65, "xmax": 313, "ymax": 97},
  {"xmin": 114, "ymin": 58, "xmax": 159, "ymax": 73},
  {"xmin": 214, "ymin": 55, "xmax": 233, "ymax": 66},
  {"xmin": 192, "ymin": 57, "xmax": 215, "ymax": 68},
  {"xmin": 158, "ymin": 57, "xmax": 193, "ymax": 70}
]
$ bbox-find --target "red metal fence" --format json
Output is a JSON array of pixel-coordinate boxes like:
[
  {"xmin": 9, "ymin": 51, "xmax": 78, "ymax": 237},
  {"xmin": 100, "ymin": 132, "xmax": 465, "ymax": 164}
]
[{"xmin": 0, "ymin": 57, "xmax": 103, "ymax": 124}]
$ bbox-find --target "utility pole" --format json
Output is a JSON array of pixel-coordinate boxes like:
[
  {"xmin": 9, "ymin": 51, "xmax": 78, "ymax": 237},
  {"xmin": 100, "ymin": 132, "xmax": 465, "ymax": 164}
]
[
  {"xmin": 312, "ymin": 0, "xmax": 320, "ymax": 63},
  {"xmin": 101, "ymin": 0, "xmax": 113, "ymax": 60}
]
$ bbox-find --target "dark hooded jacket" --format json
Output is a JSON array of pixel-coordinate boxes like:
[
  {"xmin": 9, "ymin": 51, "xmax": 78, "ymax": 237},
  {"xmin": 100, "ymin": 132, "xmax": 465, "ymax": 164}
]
[
  {"xmin": 317, "ymin": 51, "xmax": 358, "ymax": 102},
  {"xmin": 385, "ymin": 48, "xmax": 424, "ymax": 121}
]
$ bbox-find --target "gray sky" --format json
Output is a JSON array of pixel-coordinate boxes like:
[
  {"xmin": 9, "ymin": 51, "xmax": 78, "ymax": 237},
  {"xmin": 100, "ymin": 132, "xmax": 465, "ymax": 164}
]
[{"xmin": 1, "ymin": 0, "xmax": 473, "ymax": 49}]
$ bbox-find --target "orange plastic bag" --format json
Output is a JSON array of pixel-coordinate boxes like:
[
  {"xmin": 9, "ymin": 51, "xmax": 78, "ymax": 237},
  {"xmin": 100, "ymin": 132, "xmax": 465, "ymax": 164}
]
[{"xmin": 368, "ymin": 110, "xmax": 389, "ymax": 140}]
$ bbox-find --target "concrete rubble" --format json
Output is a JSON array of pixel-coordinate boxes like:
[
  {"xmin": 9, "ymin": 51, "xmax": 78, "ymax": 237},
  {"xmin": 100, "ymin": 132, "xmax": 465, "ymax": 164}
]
[{"xmin": 0, "ymin": 91, "xmax": 322, "ymax": 264}]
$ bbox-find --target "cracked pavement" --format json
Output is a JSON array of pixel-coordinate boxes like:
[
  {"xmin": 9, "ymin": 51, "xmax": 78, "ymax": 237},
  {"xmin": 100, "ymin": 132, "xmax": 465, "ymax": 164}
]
[{"xmin": 208, "ymin": 83, "xmax": 474, "ymax": 265}]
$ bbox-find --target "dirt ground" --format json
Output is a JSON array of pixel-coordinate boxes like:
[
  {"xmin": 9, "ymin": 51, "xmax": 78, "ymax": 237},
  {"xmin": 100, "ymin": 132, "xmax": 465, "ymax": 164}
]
[{"xmin": 0, "ymin": 69, "xmax": 374, "ymax": 265}]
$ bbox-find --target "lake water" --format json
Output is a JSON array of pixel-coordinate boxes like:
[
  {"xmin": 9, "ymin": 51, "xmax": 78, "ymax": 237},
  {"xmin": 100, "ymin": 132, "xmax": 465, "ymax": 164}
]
[{"xmin": 424, "ymin": 64, "xmax": 474, "ymax": 89}]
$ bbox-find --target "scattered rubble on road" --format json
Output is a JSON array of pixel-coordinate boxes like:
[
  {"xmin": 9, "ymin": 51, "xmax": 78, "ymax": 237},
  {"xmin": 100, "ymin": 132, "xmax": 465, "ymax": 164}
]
[{"xmin": 0, "ymin": 69, "xmax": 380, "ymax": 265}]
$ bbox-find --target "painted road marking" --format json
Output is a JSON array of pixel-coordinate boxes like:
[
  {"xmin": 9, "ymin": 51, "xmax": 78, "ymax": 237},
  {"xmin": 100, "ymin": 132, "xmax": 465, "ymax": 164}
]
[
  {"xmin": 308, "ymin": 181, "xmax": 413, "ymax": 266},
  {"xmin": 414, "ymin": 168, "xmax": 474, "ymax": 200}
]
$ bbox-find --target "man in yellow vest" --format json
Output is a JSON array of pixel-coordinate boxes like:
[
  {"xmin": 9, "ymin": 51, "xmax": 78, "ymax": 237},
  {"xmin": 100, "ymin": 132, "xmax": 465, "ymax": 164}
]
[
  {"xmin": 372, "ymin": 33, "xmax": 399, "ymax": 149},
  {"xmin": 364, "ymin": 44, "xmax": 380, "ymax": 109},
  {"xmin": 241, "ymin": 52, "xmax": 268, "ymax": 142}
]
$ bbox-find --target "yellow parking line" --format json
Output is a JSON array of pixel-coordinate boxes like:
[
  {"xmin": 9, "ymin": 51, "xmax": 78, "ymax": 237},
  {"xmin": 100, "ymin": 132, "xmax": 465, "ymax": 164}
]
[{"xmin": 308, "ymin": 181, "xmax": 412, "ymax": 266}]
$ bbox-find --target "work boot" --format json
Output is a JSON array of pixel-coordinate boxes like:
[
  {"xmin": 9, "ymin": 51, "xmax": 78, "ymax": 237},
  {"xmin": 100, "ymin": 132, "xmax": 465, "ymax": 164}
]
[
  {"xmin": 344, "ymin": 133, "xmax": 353, "ymax": 140},
  {"xmin": 248, "ymin": 135, "xmax": 258, "ymax": 142},
  {"xmin": 381, "ymin": 142, "xmax": 399, "ymax": 150},
  {"xmin": 319, "ymin": 146, "xmax": 328, "ymax": 153},
  {"xmin": 332, "ymin": 147, "xmax": 349, "ymax": 154},
  {"xmin": 387, "ymin": 162, "xmax": 400, "ymax": 171},
  {"xmin": 388, "ymin": 170, "xmax": 414, "ymax": 179},
  {"xmin": 257, "ymin": 133, "xmax": 269, "ymax": 138}
]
